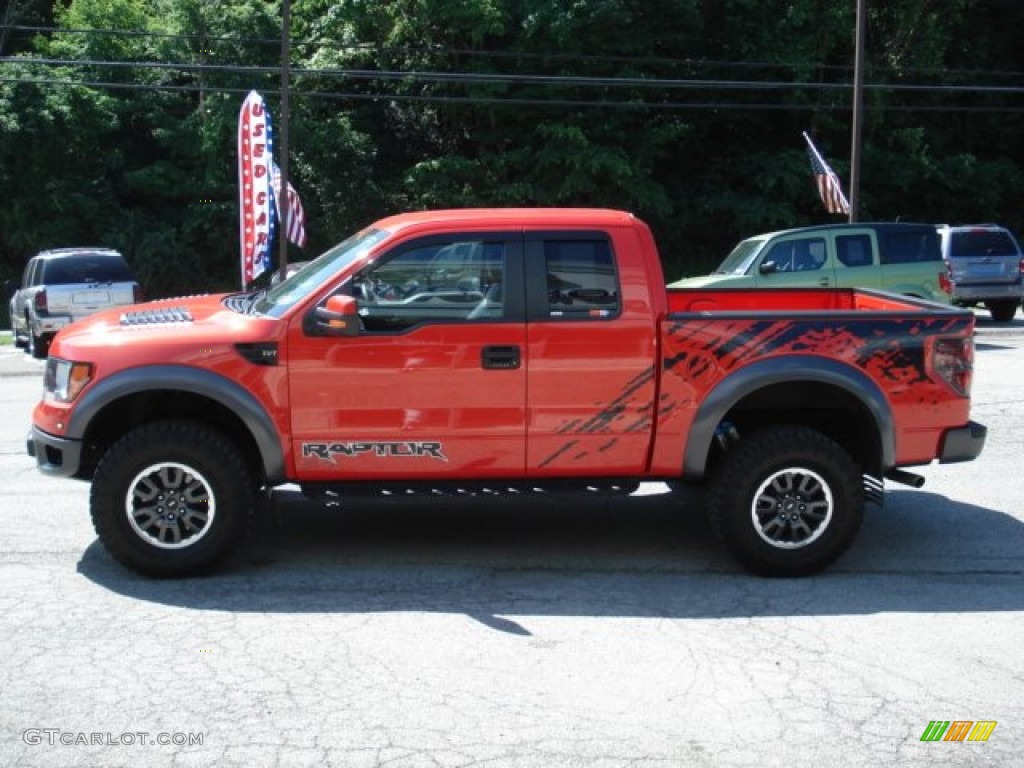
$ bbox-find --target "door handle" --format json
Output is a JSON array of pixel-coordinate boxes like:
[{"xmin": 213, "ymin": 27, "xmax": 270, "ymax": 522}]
[
  {"xmin": 819, "ymin": 276, "xmax": 831, "ymax": 286},
  {"xmin": 481, "ymin": 345, "xmax": 521, "ymax": 370}
]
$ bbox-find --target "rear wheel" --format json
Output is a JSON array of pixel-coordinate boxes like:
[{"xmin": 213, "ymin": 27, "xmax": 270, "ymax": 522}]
[
  {"xmin": 985, "ymin": 299, "xmax": 1018, "ymax": 323},
  {"xmin": 27, "ymin": 327, "xmax": 50, "ymax": 359},
  {"xmin": 13, "ymin": 319, "xmax": 27, "ymax": 349},
  {"xmin": 90, "ymin": 420, "xmax": 256, "ymax": 577},
  {"xmin": 707, "ymin": 426, "xmax": 864, "ymax": 577}
]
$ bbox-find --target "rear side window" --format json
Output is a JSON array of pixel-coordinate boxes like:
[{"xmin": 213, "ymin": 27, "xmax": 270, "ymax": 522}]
[
  {"xmin": 950, "ymin": 230, "xmax": 1020, "ymax": 258},
  {"xmin": 880, "ymin": 230, "xmax": 941, "ymax": 264},
  {"xmin": 41, "ymin": 254, "xmax": 133, "ymax": 284},
  {"xmin": 23, "ymin": 260, "xmax": 38, "ymax": 287},
  {"xmin": 544, "ymin": 239, "xmax": 619, "ymax": 317},
  {"xmin": 836, "ymin": 235, "xmax": 873, "ymax": 268}
]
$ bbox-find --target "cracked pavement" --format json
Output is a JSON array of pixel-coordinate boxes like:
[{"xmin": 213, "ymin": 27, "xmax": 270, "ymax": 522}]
[{"xmin": 0, "ymin": 329, "xmax": 1022, "ymax": 767}]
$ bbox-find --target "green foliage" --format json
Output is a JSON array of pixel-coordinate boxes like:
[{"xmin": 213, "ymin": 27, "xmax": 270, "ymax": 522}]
[{"xmin": 1, "ymin": 0, "xmax": 1023, "ymax": 297}]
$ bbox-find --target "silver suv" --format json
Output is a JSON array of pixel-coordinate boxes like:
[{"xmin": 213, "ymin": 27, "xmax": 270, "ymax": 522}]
[
  {"xmin": 936, "ymin": 224, "xmax": 1023, "ymax": 322},
  {"xmin": 10, "ymin": 248, "xmax": 140, "ymax": 358}
]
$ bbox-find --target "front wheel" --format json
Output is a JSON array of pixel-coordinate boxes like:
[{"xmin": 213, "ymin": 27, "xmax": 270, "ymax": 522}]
[
  {"xmin": 707, "ymin": 426, "xmax": 864, "ymax": 577},
  {"xmin": 90, "ymin": 420, "xmax": 256, "ymax": 577},
  {"xmin": 985, "ymin": 299, "xmax": 1018, "ymax": 323}
]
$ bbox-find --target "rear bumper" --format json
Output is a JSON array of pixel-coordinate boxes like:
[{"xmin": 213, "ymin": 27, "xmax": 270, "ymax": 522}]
[
  {"xmin": 952, "ymin": 283, "xmax": 1023, "ymax": 302},
  {"xmin": 27, "ymin": 425, "xmax": 82, "ymax": 477},
  {"xmin": 938, "ymin": 420, "xmax": 987, "ymax": 464},
  {"xmin": 32, "ymin": 314, "xmax": 71, "ymax": 335}
]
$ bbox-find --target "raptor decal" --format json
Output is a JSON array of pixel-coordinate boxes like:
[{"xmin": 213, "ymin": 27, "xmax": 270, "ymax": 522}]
[
  {"xmin": 542, "ymin": 366, "xmax": 656, "ymax": 467},
  {"xmin": 662, "ymin": 314, "xmax": 972, "ymax": 407},
  {"xmin": 302, "ymin": 441, "xmax": 448, "ymax": 463}
]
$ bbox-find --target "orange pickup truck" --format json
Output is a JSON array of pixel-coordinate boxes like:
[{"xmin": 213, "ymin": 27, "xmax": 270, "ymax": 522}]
[{"xmin": 27, "ymin": 209, "xmax": 986, "ymax": 577}]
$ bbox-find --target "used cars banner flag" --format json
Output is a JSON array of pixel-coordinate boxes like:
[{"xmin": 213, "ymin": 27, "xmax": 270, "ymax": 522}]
[{"xmin": 238, "ymin": 90, "xmax": 276, "ymax": 286}]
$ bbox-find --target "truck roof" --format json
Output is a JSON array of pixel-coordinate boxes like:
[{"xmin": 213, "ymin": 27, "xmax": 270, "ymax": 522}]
[{"xmin": 373, "ymin": 208, "xmax": 638, "ymax": 234}]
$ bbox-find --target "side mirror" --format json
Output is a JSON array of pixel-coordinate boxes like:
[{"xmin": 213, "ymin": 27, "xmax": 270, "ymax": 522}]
[
  {"xmin": 758, "ymin": 261, "xmax": 778, "ymax": 275},
  {"xmin": 312, "ymin": 294, "xmax": 360, "ymax": 336}
]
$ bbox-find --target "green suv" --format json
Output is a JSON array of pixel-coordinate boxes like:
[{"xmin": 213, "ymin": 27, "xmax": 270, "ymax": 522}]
[{"xmin": 671, "ymin": 222, "xmax": 951, "ymax": 304}]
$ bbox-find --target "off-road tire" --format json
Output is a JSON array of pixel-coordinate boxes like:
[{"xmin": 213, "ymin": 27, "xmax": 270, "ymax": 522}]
[
  {"xmin": 90, "ymin": 420, "xmax": 256, "ymax": 577},
  {"xmin": 707, "ymin": 426, "xmax": 864, "ymax": 577}
]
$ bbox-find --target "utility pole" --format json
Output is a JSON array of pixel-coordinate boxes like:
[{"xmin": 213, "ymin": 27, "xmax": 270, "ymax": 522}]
[
  {"xmin": 849, "ymin": 0, "xmax": 866, "ymax": 223},
  {"xmin": 277, "ymin": 0, "xmax": 292, "ymax": 282}
]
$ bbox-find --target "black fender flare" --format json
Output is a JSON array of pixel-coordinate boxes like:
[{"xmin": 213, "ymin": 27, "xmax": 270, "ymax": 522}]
[
  {"xmin": 67, "ymin": 365, "xmax": 286, "ymax": 484},
  {"xmin": 682, "ymin": 356, "xmax": 895, "ymax": 478}
]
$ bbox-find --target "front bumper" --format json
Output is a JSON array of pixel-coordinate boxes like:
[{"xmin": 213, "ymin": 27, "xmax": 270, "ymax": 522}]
[
  {"xmin": 27, "ymin": 425, "xmax": 83, "ymax": 477},
  {"xmin": 938, "ymin": 420, "xmax": 987, "ymax": 464}
]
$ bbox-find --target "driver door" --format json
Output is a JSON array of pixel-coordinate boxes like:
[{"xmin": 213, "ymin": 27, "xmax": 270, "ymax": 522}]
[{"xmin": 287, "ymin": 233, "xmax": 527, "ymax": 481}]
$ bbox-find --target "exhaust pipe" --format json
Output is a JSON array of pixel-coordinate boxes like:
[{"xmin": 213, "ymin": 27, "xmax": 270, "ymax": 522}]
[{"xmin": 885, "ymin": 468, "xmax": 926, "ymax": 488}]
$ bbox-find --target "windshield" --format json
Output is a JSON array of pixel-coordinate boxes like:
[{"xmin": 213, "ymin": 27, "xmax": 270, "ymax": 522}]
[
  {"xmin": 713, "ymin": 238, "xmax": 765, "ymax": 275},
  {"xmin": 251, "ymin": 227, "xmax": 390, "ymax": 318}
]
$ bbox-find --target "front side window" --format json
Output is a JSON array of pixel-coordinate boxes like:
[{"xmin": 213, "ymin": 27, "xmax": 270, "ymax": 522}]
[
  {"xmin": 544, "ymin": 239, "xmax": 619, "ymax": 318},
  {"xmin": 762, "ymin": 238, "xmax": 827, "ymax": 272},
  {"xmin": 356, "ymin": 239, "xmax": 507, "ymax": 332}
]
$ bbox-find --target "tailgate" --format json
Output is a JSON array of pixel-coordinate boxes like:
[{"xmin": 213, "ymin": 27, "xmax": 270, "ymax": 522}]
[
  {"xmin": 950, "ymin": 256, "xmax": 1020, "ymax": 285},
  {"xmin": 46, "ymin": 283, "xmax": 136, "ymax": 314},
  {"xmin": 949, "ymin": 230, "xmax": 1022, "ymax": 285}
]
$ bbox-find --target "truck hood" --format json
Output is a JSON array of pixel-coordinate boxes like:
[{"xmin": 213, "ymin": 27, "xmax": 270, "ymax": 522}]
[{"xmin": 49, "ymin": 293, "xmax": 280, "ymax": 365}]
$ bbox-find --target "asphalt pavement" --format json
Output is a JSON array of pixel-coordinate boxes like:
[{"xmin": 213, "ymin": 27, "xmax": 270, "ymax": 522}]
[{"xmin": 1, "ymin": 319, "xmax": 1023, "ymax": 768}]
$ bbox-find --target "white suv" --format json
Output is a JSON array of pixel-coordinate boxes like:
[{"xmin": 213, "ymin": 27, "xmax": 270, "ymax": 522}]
[
  {"xmin": 936, "ymin": 224, "xmax": 1023, "ymax": 322},
  {"xmin": 10, "ymin": 248, "xmax": 140, "ymax": 358}
]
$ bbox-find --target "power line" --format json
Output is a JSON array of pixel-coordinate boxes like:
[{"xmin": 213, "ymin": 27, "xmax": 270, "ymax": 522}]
[
  {"xmin": 4, "ymin": 56, "xmax": 1024, "ymax": 97},
  {"xmin": 4, "ymin": 75, "xmax": 1024, "ymax": 114},
  {"xmin": 6, "ymin": 23, "xmax": 1024, "ymax": 81}
]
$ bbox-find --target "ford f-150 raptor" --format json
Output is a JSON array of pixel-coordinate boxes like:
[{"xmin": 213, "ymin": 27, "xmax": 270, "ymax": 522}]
[{"xmin": 28, "ymin": 209, "xmax": 986, "ymax": 577}]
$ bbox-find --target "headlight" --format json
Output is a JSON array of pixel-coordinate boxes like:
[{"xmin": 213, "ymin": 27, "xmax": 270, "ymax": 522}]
[{"xmin": 44, "ymin": 358, "xmax": 94, "ymax": 403}]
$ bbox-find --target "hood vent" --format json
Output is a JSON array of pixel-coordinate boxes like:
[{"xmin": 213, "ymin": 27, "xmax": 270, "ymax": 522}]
[{"xmin": 120, "ymin": 307, "xmax": 194, "ymax": 326}]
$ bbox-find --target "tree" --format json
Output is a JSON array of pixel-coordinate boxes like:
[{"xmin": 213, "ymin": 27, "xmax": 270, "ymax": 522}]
[{"xmin": 2, "ymin": 0, "xmax": 1023, "ymax": 297}]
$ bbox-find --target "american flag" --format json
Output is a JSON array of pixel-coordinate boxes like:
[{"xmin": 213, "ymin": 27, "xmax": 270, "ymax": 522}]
[
  {"xmin": 271, "ymin": 163, "xmax": 308, "ymax": 248},
  {"xmin": 802, "ymin": 132, "xmax": 850, "ymax": 216}
]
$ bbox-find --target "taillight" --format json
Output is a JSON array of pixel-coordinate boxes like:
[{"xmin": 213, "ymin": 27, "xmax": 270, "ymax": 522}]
[
  {"xmin": 34, "ymin": 289, "xmax": 47, "ymax": 313},
  {"xmin": 930, "ymin": 337, "xmax": 973, "ymax": 397},
  {"xmin": 1019, "ymin": 258, "xmax": 1024, "ymax": 278},
  {"xmin": 938, "ymin": 264, "xmax": 952, "ymax": 295}
]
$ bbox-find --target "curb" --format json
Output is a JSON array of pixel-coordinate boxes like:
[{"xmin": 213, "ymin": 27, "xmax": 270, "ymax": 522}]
[{"xmin": 0, "ymin": 331, "xmax": 44, "ymax": 378}]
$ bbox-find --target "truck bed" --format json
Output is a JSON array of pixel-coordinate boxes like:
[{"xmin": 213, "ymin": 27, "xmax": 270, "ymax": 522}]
[
  {"xmin": 656, "ymin": 285, "xmax": 976, "ymax": 475},
  {"xmin": 666, "ymin": 287, "xmax": 948, "ymax": 315}
]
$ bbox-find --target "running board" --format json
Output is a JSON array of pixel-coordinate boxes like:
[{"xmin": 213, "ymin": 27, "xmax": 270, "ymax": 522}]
[{"xmin": 299, "ymin": 478, "xmax": 642, "ymax": 504}]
